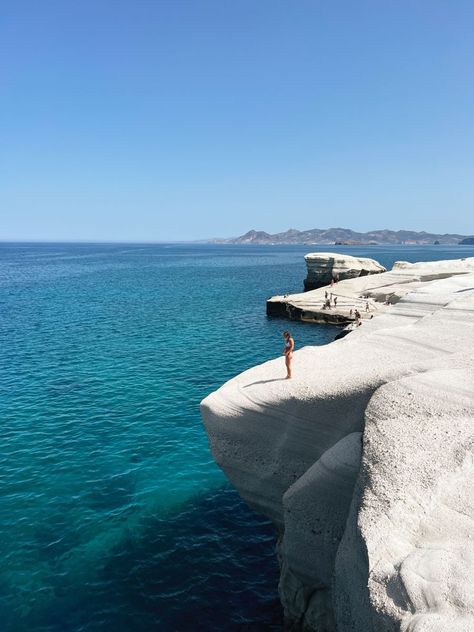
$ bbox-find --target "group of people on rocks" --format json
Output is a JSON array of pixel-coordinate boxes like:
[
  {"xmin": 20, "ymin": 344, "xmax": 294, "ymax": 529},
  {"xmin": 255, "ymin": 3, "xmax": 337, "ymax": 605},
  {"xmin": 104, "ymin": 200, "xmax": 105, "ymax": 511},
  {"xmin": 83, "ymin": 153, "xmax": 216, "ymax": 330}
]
[
  {"xmin": 322, "ymin": 290, "xmax": 338, "ymax": 310},
  {"xmin": 349, "ymin": 308, "xmax": 362, "ymax": 322},
  {"xmin": 322, "ymin": 291, "xmax": 375, "ymax": 319},
  {"xmin": 279, "ymin": 270, "xmax": 390, "ymax": 377},
  {"xmin": 280, "ymin": 292, "xmax": 376, "ymax": 378}
]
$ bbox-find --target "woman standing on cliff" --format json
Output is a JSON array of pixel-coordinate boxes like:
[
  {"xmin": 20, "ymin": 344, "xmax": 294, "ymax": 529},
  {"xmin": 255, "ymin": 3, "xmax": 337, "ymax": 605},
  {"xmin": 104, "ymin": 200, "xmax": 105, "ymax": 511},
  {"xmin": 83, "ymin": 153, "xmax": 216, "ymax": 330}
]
[{"xmin": 283, "ymin": 331, "xmax": 294, "ymax": 379}]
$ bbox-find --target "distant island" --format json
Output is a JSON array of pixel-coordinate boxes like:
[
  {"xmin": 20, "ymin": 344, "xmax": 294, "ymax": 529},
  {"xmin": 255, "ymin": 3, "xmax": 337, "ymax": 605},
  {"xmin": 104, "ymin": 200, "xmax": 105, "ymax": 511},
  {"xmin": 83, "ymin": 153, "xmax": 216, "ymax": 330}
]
[{"xmin": 209, "ymin": 227, "xmax": 469, "ymax": 245}]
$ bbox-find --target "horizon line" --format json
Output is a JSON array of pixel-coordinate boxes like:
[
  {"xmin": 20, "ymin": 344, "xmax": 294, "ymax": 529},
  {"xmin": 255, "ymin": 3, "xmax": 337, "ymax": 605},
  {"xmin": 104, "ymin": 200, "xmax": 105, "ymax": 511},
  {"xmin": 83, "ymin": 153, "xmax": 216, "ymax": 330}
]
[{"xmin": 1, "ymin": 240, "xmax": 472, "ymax": 247}]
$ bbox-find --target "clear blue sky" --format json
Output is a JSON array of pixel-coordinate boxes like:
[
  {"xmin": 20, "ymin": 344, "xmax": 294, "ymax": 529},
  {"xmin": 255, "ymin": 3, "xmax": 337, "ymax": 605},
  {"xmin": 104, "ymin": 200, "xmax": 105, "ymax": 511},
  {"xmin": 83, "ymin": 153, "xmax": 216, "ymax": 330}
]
[{"xmin": 1, "ymin": 0, "xmax": 473, "ymax": 241}]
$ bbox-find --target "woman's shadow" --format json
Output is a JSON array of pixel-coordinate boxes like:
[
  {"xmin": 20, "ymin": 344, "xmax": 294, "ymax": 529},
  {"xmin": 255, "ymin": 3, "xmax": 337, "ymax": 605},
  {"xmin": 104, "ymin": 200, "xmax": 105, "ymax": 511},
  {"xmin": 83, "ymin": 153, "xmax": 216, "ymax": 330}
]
[{"xmin": 243, "ymin": 378, "xmax": 286, "ymax": 388}]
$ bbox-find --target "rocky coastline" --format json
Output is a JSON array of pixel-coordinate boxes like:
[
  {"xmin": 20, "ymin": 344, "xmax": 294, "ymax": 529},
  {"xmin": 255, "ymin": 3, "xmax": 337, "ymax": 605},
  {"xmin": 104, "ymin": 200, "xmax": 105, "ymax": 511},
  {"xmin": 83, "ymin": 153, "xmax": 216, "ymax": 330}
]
[
  {"xmin": 201, "ymin": 256, "xmax": 474, "ymax": 631},
  {"xmin": 267, "ymin": 255, "xmax": 474, "ymax": 328}
]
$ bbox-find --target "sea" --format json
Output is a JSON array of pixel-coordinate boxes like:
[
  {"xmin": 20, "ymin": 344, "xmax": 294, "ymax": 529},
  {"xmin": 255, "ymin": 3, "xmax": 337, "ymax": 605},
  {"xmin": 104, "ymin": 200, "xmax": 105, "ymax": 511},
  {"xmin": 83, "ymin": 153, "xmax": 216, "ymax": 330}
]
[{"xmin": 1, "ymin": 242, "xmax": 474, "ymax": 632}]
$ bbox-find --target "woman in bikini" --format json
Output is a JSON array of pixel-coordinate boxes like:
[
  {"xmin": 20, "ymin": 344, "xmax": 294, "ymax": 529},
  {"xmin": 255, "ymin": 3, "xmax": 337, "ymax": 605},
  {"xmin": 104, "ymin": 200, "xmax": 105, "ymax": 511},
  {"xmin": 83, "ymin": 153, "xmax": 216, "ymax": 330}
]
[{"xmin": 282, "ymin": 331, "xmax": 294, "ymax": 379}]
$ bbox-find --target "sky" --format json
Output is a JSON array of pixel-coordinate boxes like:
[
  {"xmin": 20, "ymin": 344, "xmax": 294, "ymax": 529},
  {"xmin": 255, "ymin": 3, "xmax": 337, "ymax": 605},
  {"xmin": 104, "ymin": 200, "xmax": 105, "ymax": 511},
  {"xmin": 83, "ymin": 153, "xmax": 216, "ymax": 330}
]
[{"xmin": 1, "ymin": 0, "xmax": 473, "ymax": 241}]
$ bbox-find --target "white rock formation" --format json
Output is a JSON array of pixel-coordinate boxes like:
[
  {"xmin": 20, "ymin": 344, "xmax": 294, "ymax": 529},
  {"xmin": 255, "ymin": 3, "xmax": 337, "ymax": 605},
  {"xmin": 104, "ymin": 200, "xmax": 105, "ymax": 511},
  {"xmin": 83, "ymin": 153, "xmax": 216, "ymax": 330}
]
[
  {"xmin": 304, "ymin": 252, "xmax": 386, "ymax": 290},
  {"xmin": 269, "ymin": 255, "xmax": 474, "ymax": 323},
  {"xmin": 201, "ymin": 258, "xmax": 474, "ymax": 631}
]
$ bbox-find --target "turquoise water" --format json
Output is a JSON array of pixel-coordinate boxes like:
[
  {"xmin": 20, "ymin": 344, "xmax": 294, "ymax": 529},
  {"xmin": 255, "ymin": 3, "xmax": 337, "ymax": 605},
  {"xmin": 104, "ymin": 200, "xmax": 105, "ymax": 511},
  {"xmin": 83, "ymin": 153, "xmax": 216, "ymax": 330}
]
[{"xmin": 1, "ymin": 243, "xmax": 473, "ymax": 631}]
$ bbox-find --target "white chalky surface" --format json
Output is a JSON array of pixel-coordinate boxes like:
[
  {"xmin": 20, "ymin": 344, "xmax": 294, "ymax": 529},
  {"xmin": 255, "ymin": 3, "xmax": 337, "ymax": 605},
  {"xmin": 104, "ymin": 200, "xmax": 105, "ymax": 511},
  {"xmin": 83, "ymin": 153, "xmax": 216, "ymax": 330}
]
[
  {"xmin": 201, "ymin": 259, "xmax": 474, "ymax": 631},
  {"xmin": 269, "ymin": 255, "xmax": 474, "ymax": 322}
]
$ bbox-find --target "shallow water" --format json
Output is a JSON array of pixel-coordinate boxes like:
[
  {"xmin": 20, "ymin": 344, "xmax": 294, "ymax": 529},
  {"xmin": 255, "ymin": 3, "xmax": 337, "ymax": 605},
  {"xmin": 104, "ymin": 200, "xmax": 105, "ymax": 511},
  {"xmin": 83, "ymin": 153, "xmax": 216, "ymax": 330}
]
[{"xmin": 1, "ymin": 242, "xmax": 473, "ymax": 631}]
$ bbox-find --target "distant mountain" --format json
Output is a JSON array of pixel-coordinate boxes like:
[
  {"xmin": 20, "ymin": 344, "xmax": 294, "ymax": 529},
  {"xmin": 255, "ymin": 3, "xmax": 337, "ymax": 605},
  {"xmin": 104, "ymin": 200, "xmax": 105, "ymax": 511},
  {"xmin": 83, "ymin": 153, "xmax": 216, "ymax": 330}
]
[
  {"xmin": 210, "ymin": 227, "xmax": 468, "ymax": 245},
  {"xmin": 459, "ymin": 237, "xmax": 474, "ymax": 245}
]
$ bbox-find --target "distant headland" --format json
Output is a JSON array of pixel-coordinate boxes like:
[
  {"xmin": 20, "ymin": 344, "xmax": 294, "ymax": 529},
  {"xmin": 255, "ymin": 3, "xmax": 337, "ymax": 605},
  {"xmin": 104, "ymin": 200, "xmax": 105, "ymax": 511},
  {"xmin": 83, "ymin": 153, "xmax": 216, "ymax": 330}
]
[{"xmin": 208, "ymin": 227, "xmax": 469, "ymax": 245}]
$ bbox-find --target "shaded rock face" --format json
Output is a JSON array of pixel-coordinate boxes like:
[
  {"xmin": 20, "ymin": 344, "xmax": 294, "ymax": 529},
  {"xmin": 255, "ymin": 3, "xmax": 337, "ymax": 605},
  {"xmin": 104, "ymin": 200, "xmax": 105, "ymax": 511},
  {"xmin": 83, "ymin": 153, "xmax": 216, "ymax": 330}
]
[
  {"xmin": 303, "ymin": 253, "xmax": 386, "ymax": 291},
  {"xmin": 201, "ymin": 260, "xmax": 474, "ymax": 631}
]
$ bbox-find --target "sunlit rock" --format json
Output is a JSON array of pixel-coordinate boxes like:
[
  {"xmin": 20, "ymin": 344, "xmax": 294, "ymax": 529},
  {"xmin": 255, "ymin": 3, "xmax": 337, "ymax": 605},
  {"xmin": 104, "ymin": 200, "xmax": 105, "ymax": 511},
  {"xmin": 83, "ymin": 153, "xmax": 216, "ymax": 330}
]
[
  {"xmin": 201, "ymin": 259, "xmax": 474, "ymax": 631},
  {"xmin": 304, "ymin": 252, "xmax": 386, "ymax": 290}
]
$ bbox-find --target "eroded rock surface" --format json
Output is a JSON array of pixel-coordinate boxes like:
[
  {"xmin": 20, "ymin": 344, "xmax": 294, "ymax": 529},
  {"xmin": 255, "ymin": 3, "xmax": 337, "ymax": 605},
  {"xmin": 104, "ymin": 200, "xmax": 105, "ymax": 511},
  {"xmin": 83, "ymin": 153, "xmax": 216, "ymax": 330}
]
[
  {"xmin": 201, "ymin": 259, "xmax": 474, "ymax": 631},
  {"xmin": 304, "ymin": 252, "xmax": 386, "ymax": 290},
  {"xmin": 268, "ymin": 255, "xmax": 474, "ymax": 324}
]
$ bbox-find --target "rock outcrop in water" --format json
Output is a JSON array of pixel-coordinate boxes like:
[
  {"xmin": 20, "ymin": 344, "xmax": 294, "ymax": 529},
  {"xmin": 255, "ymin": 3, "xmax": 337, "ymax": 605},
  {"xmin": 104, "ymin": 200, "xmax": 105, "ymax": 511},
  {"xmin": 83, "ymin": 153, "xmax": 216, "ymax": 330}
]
[
  {"xmin": 303, "ymin": 252, "xmax": 386, "ymax": 290},
  {"xmin": 201, "ymin": 257, "xmax": 474, "ymax": 632}
]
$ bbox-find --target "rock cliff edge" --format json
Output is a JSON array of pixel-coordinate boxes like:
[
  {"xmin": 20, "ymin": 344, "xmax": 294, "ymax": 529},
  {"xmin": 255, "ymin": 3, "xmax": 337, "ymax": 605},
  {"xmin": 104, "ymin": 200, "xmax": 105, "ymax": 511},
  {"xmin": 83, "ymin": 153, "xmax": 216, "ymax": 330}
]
[
  {"xmin": 304, "ymin": 253, "xmax": 386, "ymax": 290},
  {"xmin": 201, "ymin": 258, "xmax": 474, "ymax": 631}
]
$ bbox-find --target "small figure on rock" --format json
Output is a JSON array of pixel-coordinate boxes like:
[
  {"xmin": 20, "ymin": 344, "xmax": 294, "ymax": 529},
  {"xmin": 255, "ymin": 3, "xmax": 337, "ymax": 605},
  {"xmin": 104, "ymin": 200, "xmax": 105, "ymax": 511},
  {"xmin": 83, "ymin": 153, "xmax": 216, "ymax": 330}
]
[
  {"xmin": 334, "ymin": 296, "xmax": 338, "ymax": 307},
  {"xmin": 282, "ymin": 331, "xmax": 294, "ymax": 379},
  {"xmin": 365, "ymin": 301, "xmax": 370, "ymax": 312}
]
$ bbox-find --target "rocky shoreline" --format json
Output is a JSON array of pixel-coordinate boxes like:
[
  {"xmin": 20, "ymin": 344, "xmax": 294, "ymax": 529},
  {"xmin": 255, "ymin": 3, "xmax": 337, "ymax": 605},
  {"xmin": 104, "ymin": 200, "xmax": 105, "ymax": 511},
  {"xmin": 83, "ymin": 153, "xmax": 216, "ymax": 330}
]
[
  {"xmin": 201, "ymin": 256, "xmax": 474, "ymax": 632},
  {"xmin": 267, "ymin": 254, "xmax": 474, "ymax": 328}
]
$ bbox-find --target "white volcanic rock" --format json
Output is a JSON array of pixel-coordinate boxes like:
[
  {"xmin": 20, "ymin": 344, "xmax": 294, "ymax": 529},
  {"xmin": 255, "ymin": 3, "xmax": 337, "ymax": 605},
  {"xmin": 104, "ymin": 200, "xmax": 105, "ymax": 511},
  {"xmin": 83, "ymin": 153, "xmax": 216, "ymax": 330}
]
[
  {"xmin": 304, "ymin": 252, "xmax": 386, "ymax": 290},
  {"xmin": 279, "ymin": 432, "xmax": 362, "ymax": 630},
  {"xmin": 268, "ymin": 255, "xmax": 474, "ymax": 323},
  {"xmin": 201, "ymin": 261, "xmax": 474, "ymax": 631},
  {"xmin": 335, "ymin": 365, "xmax": 474, "ymax": 632},
  {"xmin": 282, "ymin": 432, "xmax": 362, "ymax": 586}
]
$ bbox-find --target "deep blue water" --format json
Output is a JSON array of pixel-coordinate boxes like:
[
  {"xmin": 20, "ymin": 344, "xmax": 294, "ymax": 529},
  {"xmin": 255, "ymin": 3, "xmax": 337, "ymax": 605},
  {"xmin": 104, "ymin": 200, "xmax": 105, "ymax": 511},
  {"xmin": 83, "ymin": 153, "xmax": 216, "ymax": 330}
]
[{"xmin": 1, "ymin": 242, "xmax": 473, "ymax": 631}]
